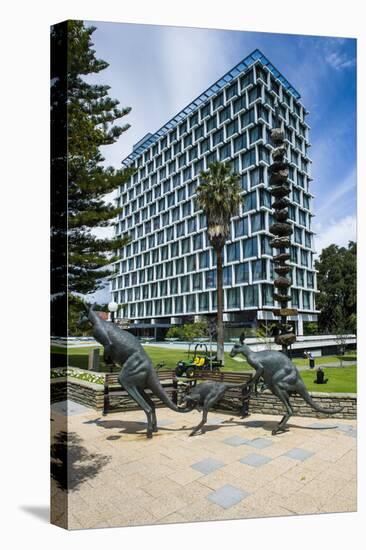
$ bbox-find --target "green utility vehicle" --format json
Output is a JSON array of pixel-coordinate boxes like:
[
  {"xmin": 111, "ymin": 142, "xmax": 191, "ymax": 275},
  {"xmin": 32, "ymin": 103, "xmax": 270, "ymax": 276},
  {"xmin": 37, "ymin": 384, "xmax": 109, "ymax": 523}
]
[{"xmin": 175, "ymin": 342, "xmax": 222, "ymax": 378}]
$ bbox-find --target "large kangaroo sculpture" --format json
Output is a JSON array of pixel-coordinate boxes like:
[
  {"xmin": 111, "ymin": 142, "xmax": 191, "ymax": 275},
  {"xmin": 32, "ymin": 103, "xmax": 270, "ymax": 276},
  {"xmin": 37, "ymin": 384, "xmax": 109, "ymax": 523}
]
[
  {"xmin": 230, "ymin": 334, "xmax": 343, "ymax": 435},
  {"xmin": 79, "ymin": 305, "xmax": 191, "ymax": 438}
]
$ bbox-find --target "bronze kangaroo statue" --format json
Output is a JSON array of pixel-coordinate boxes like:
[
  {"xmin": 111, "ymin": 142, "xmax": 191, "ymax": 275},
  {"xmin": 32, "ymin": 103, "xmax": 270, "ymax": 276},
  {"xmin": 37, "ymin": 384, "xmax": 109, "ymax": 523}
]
[
  {"xmin": 230, "ymin": 334, "xmax": 343, "ymax": 434},
  {"xmin": 79, "ymin": 304, "xmax": 191, "ymax": 438}
]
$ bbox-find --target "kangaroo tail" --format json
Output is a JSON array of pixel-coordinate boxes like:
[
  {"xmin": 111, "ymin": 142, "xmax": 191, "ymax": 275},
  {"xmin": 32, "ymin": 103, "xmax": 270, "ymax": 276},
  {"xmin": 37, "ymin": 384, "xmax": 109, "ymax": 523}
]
[
  {"xmin": 299, "ymin": 385, "xmax": 343, "ymax": 414},
  {"xmin": 149, "ymin": 380, "xmax": 194, "ymax": 413}
]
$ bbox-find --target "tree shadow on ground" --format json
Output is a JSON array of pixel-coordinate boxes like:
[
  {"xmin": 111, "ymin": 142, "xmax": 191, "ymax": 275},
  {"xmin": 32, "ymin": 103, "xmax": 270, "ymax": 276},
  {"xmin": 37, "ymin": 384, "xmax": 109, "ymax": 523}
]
[{"xmin": 51, "ymin": 431, "xmax": 111, "ymax": 491}]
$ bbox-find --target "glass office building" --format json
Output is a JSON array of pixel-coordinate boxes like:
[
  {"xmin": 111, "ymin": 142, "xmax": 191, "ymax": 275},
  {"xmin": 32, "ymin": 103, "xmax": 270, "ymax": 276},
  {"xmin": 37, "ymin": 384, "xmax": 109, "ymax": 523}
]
[{"xmin": 112, "ymin": 49, "xmax": 318, "ymax": 337}]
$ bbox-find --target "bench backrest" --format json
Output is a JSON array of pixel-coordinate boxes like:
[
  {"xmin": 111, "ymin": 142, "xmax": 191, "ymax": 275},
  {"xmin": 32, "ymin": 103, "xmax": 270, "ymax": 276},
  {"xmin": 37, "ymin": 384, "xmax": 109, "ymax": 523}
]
[{"xmin": 104, "ymin": 370, "xmax": 176, "ymax": 386}]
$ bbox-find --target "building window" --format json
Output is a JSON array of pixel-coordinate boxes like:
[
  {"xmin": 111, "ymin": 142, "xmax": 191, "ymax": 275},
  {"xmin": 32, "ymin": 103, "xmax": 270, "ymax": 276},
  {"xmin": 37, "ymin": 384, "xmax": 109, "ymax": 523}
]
[
  {"xmin": 165, "ymin": 261, "xmax": 173, "ymax": 277},
  {"xmin": 240, "ymin": 70, "xmax": 254, "ymax": 89},
  {"xmin": 243, "ymin": 190, "xmax": 257, "ymax": 212},
  {"xmin": 200, "ymin": 137, "xmax": 211, "ymax": 154},
  {"xmin": 303, "ymin": 291, "xmax": 310, "ymax": 309},
  {"xmin": 226, "ymin": 81, "xmax": 238, "ymax": 101},
  {"xmin": 296, "ymin": 268, "xmax": 305, "ymax": 287},
  {"xmin": 186, "ymin": 254, "xmax": 196, "ymax": 272},
  {"xmin": 219, "ymin": 105, "xmax": 231, "ymax": 124},
  {"xmin": 241, "ymin": 148, "xmax": 256, "ymax": 169},
  {"xmin": 186, "ymin": 294, "xmax": 196, "ymax": 312},
  {"xmin": 187, "ymin": 216, "xmax": 197, "ymax": 233},
  {"xmin": 244, "ymin": 285, "xmax": 259, "ymax": 307},
  {"xmin": 252, "ymin": 259, "xmax": 267, "ymax": 281},
  {"xmin": 199, "ymin": 292, "xmax": 209, "ymax": 311},
  {"xmin": 183, "ymin": 166, "xmax": 192, "ymax": 182},
  {"xmin": 181, "ymin": 237, "xmax": 190, "ymax": 255},
  {"xmin": 290, "ymin": 246, "xmax": 298, "ymax": 263},
  {"xmin": 206, "ymin": 270, "xmax": 216, "ymax": 289},
  {"xmin": 170, "ymin": 278, "xmax": 178, "ymax": 294},
  {"xmin": 233, "ymin": 95, "xmax": 246, "ymax": 114},
  {"xmin": 165, "ymin": 298, "xmax": 172, "ymax": 314},
  {"xmin": 251, "ymin": 212, "xmax": 265, "ymax": 232},
  {"xmin": 248, "ymin": 84, "xmax": 262, "ymax": 104},
  {"xmin": 213, "ymin": 92, "xmax": 224, "ymax": 110},
  {"xmin": 176, "ymin": 258, "xmax": 184, "ymax": 274},
  {"xmin": 195, "ymin": 124, "xmax": 204, "ymax": 141},
  {"xmin": 260, "ymin": 235, "xmax": 273, "ymax": 256},
  {"xmin": 193, "ymin": 273, "xmax": 202, "ymax": 290},
  {"xmin": 259, "ymin": 188, "xmax": 271, "ymax": 208},
  {"xmin": 206, "ymin": 115, "xmax": 217, "ymax": 133},
  {"xmin": 301, "ymin": 249, "xmax": 309, "ymax": 267},
  {"xmin": 219, "ymin": 143, "xmax": 231, "ymax": 160},
  {"xmin": 233, "ymin": 134, "xmax": 247, "ymax": 154},
  {"xmin": 193, "ymin": 232, "xmax": 203, "ymax": 250},
  {"xmin": 307, "ymin": 271, "xmax": 314, "ymax": 288},
  {"xmin": 199, "ymin": 250, "xmax": 210, "ymax": 269},
  {"xmin": 262, "ymin": 284, "xmax": 274, "ymax": 306},
  {"xmin": 226, "ymin": 118, "xmax": 239, "ymax": 138},
  {"xmin": 223, "ymin": 266, "xmax": 232, "ymax": 286},
  {"xmin": 227, "ymin": 241, "xmax": 241, "ymax": 262},
  {"xmin": 235, "ymin": 262, "xmax": 249, "ymax": 283},
  {"xmin": 243, "ymin": 236, "xmax": 258, "ymax": 258},
  {"xmin": 227, "ymin": 288, "xmax": 240, "ymax": 308},
  {"xmin": 180, "ymin": 275, "xmax": 190, "ymax": 293},
  {"xmin": 234, "ymin": 218, "xmax": 248, "ymax": 238},
  {"xmin": 175, "ymin": 296, "xmax": 183, "ymax": 313},
  {"xmin": 249, "ymin": 124, "xmax": 262, "ymax": 144},
  {"xmin": 189, "ymin": 146, "xmax": 198, "ymax": 162},
  {"xmin": 294, "ymin": 227, "xmax": 303, "ymax": 244},
  {"xmin": 201, "ymin": 103, "xmax": 210, "ymax": 119}
]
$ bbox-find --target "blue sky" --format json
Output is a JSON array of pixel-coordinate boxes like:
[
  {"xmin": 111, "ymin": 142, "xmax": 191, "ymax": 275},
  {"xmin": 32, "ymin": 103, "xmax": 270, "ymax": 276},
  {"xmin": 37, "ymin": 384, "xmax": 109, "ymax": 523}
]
[{"xmin": 85, "ymin": 20, "xmax": 357, "ymax": 259}]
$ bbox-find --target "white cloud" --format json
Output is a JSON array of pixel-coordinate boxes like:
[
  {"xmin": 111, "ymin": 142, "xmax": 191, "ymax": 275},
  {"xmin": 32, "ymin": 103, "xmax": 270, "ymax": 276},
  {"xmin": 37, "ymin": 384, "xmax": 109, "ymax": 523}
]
[
  {"xmin": 314, "ymin": 214, "xmax": 356, "ymax": 256},
  {"xmin": 325, "ymin": 51, "xmax": 356, "ymax": 71},
  {"xmin": 315, "ymin": 167, "xmax": 356, "ymax": 217}
]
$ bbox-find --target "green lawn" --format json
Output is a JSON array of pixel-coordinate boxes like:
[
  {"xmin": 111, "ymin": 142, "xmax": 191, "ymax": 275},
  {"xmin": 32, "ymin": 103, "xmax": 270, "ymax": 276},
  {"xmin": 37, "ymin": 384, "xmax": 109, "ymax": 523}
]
[
  {"xmin": 52, "ymin": 344, "xmax": 356, "ymax": 393},
  {"xmin": 300, "ymin": 366, "xmax": 356, "ymax": 393}
]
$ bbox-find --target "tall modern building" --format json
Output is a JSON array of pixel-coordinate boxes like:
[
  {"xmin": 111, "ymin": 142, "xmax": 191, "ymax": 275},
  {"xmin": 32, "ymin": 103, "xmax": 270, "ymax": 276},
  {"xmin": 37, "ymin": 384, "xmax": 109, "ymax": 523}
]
[{"xmin": 112, "ymin": 49, "xmax": 318, "ymax": 339}]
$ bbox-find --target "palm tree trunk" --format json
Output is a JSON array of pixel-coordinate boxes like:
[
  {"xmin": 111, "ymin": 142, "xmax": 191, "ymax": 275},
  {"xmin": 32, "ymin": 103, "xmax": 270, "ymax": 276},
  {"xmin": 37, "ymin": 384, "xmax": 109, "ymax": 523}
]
[{"xmin": 216, "ymin": 247, "xmax": 225, "ymax": 364}]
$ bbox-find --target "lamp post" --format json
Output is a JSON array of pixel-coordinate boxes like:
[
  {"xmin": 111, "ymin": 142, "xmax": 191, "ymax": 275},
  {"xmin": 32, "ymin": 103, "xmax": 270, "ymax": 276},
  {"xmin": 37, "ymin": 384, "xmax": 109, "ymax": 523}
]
[{"xmin": 108, "ymin": 301, "xmax": 118, "ymax": 323}]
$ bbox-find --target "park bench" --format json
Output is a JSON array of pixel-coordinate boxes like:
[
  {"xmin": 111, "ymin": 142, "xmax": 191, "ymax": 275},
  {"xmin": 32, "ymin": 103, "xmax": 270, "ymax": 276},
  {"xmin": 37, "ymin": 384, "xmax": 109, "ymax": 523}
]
[
  {"xmin": 103, "ymin": 369, "xmax": 253, "ymax": 416},
  {"xmin": 103, "ymin": 370, "xmax": 176, "ymax": 415}
]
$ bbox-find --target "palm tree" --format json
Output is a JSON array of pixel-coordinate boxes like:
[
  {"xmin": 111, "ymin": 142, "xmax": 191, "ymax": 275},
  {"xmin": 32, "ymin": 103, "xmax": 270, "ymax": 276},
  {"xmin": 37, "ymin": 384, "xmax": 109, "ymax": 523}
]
[{"xmin": 196, "ymin": 161, "xmax": 242, "ymax": 364}]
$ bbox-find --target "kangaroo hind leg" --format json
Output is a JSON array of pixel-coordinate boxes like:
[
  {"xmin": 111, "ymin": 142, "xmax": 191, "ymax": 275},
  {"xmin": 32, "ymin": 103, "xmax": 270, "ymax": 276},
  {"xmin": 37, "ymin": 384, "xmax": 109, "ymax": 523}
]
[
  {"xmin": 271, "ymin": 385, "xmax": 293, "ymax": 435},
  {"xmin": 124, "ymin": 386, "xmax": 154, "ymax": 438},
  {"xmin": 139, "ymin": 389, "xmax": 158, "ymax": 432}
]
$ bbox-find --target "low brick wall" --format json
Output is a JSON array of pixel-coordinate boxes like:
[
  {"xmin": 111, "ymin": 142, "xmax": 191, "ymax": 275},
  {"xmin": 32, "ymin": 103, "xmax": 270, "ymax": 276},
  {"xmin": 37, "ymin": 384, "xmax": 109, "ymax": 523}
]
[
  {"xmin": 249, "ymin": 390, "xmax": 356, "ymax": 419},
  {"xmin": 51, "ymin": 377, "xmax": 356, "ymax": 420},
  {"xmin": 51, "ymin": 378, "xmax": 104, "ymax": 411}
]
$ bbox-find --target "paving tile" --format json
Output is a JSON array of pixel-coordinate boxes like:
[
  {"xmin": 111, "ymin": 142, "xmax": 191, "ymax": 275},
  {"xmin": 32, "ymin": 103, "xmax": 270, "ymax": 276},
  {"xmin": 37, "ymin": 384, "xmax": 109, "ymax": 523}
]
[
  {"xmin": 283, "ymin": 447, "xmax": 314, "ymax": 461},
  {"xmin": 191, "ymin": 457, "xmax": 225, "ymax": 475},
  {"xmin": 336, "ymin": 424, "xmax": 356, "ymax": 433},
  {"xmin": 239, "ymin": 453, "xmax": 272, "ymax": 467},
  {"xmin": 246, "ymin": 438, "xmax": 273, "ymax": 449},
  {"xmin": 223, "ymin": 435, "xmax": 250, "ymax": 447},
  {"xmin": 207, "ymin": 484, "xmax": 250, "ymax": 509},
  {"xmin": 206, "ymin": 417, "xmax": 224, "ymax": 425},
  {"xmin": 51, "ymin": 399, "xmax": 91, "ymax": 416}
]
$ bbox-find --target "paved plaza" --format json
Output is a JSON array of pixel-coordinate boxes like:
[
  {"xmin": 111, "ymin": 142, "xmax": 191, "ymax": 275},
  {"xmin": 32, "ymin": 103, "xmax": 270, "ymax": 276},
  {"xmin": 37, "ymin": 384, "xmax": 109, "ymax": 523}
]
[{"xmin": 51, "ymin": 400, "xmax": 357, "ymax": 530}]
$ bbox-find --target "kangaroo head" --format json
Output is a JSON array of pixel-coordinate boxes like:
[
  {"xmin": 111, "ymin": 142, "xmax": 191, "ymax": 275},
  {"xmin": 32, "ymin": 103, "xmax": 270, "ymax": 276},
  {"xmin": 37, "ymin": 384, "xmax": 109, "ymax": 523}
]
[
  {"xmin": 77, "ymin": 303, "xmax": 97, "ymax": 329},
  {"xmin": 229, "ymin": 332, "xmax": 246, "ymax": 357}
]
